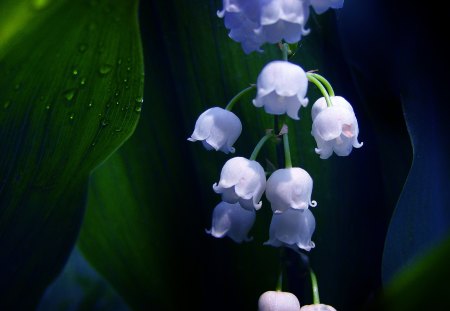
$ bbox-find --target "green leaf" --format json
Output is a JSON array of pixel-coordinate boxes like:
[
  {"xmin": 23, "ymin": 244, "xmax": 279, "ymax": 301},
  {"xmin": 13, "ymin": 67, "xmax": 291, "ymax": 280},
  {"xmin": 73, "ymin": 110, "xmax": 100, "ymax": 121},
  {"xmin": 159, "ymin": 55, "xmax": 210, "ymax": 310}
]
[{"xmin": 0, "ymin": 0, "xmax": 143, "ymax": 308}]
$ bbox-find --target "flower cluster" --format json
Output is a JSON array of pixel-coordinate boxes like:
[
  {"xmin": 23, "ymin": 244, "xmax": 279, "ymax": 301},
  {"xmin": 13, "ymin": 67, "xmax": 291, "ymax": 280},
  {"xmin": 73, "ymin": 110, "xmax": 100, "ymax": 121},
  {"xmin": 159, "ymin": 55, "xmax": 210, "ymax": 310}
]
[
  {"xmin": 218, "ymin": 0, "xmax": 344, "ymax": 54},
  {"xmin": 189, "ymin": 0, "xmax": 359, "ymax": 308}
]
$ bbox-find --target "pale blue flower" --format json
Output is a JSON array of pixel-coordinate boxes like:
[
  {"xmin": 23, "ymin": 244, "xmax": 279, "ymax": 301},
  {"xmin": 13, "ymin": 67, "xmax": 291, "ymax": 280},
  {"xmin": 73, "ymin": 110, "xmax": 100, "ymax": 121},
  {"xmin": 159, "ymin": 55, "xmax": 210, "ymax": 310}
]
[
  {"xmin": 213, "ymin": 157, "xmax": 266, "ymax": 210},
  {"xmin": 310, "ymin": 0, "xmax": 344, "ymax": 15},
  {"xmin": 265, "ymin": 208, "xmax": 316, "ymax": 252},
  {"xmin": 206, "ymin": 201, "xmax": 255, "ymax": 243},
  {"xmin": 258, "ymin": 290, "xmax": 301, "ymax": 311},
  {"xmin": 311, "ymin": 96, "xmax": 363, "ymax": 159},
  {"xmin": 188, "ymin": 107, "xmax": 242, "ymax": 154},
  {"xmin": 301, "ymin": 304, "xmax": 337, "ymax": 311},
  {"xmin": 266, "ymin": 167, "xmax": 317, "ymax": 213},
  {"xmin": 253, "ymin": 61, "xmax": 309, "ymax": 120}
]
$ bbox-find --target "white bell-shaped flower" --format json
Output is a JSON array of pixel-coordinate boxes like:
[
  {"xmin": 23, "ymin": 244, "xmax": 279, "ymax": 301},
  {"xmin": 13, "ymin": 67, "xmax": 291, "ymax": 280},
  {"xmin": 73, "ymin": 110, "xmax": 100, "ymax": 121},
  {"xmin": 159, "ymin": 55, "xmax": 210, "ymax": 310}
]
[
  {"xmin": 218, "ymin": 0, "xmax": 265, "ymax": 54},
  {"xmin": 206, "ymin": 201, "xmax": 255, "ymax": 243},
  {"xmin": 310, "ymin": 0, "xmax": 344, "ymax": 15},
  {"xmin": 253, "ymin": 61, "xmax": 309, "ymax": 120},
  {"xmin": 311, "ymin": 96, "xmax": 363, "ymax": 159},
  {"xmin": 256, "ymin": 0, "xmax": 311, "ymax": 44},
  {"xmin": 258, "ymin": 290, "xmax": 301, "ymax": 311},
  {"xmin": 213, "ymin": 157, "xmax": 266, "ymax": 210},
  {"xmin": 265, "ymin": 208, "xmax": 316, "ymax": 252},
  {"xmin": 188, "ymin": 107, "xmax": 242, "ymax": 154},
  {"xmin": 300, "ymin": 304, "xmax": 337, "ymax": 311},
  {"xmin": 266, "ymin": 167, "xmax": 317, "ymax": 213}
]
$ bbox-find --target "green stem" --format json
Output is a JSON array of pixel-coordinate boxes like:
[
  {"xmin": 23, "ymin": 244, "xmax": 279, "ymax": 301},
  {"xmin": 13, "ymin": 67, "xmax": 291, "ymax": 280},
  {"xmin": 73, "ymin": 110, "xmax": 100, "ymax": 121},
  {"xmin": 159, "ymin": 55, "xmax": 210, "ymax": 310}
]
[
  {"xmin": 249, "ymin": 132, "xmax": 274, "ymax": 161},
  {"xmin": 281, "ymin": 43, "xmax": 289, "ymax": 61},
  {"xmin": 311, "ymin": 73, "xmax": 335, "ymax": 97},
  {"xmin": 282, "ymin": 129, "xmax": 292, "ymax": 168},
  {"xmin": 276, "ymin": 270, "xmax": 283, "ymax": 292},
  {"xmin": 225, "ymin": 85, "xmax": 256, "ymax": 111},
  {"xmin": 310, "ymin": 268, "xmax": 320, "ymax": 304},
  {"xmin": 306, "ymin": 73, "xmax": 332, "ymax": 107}
]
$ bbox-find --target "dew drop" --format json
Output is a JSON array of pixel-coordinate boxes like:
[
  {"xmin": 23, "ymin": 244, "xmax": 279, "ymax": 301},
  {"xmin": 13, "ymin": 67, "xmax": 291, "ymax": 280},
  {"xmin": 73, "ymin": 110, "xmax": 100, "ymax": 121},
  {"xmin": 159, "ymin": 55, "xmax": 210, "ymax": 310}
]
[
  {"xmin": 45, "ymin": 105, "xmax": 51, "ymax": 110},
  {"xmin": 135, "ymin": 106, "xmax": 142, "ymax": 113},
  {"xmin": 101, "ymin": 118, "xmax": 109, "ymax": 127},
  {"xmin": 69, "ymin": 112, "xmax": 75, "ymax": 120},
  {"xmin": 115, "ymin": 92, "xmax": 119, "ymax": 97},
  {"xmin": 80, "ymin": 77, "xmax": 86, "ymax": 86},
  {"xmin": 88, "ymin": 101, "xmax": 93, "ymax": 108},
  {"xmin": 73, "ymin": 69, "xmax": 79, "ymax": 76},
  {"xmin": 63, "ymin": 88, "xmax": 76, "ymax": 101},
  {"xmin": 99, "ymin": 64, "xmax": 112, "ymax": 75},
  {"xmin": 126, "ymin": 67, "xmax": 131, "ymax": 72},
  {"xmin": 78, "ymin": 44, "xmax": 87, "ymax": 53},
  {"xmin": 135, "ymin": 96, "xmax": 144, "ymax": 104},
  {"xmin": 114, "ymin": 127, "xmax": 122, "ymax": 132},
  {"xmin": 3, "ymin": 100, "xmax": 11, "ymax": 109}
]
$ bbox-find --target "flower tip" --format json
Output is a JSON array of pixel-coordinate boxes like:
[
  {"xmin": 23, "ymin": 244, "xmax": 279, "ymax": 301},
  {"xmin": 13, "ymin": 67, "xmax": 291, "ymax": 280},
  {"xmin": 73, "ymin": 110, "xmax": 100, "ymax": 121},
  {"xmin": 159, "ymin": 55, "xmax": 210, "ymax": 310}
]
[
  {"xmin": 310, "ymin": 200, "xmax": 317, "ymax": 207},
  {"xmin": 354, "ymin": 141, "xmax": 364, "ymax": 148},
  {"xmin": 187, "ymin": 137, "xmax": 196, "ymax": 142}
]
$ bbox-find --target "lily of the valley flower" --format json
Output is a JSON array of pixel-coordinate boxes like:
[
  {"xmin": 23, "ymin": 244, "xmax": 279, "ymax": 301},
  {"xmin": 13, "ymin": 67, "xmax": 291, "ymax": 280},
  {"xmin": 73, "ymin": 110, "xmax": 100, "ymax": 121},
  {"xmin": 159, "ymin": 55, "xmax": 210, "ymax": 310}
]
[
  {"xmin": 266, "ymin": 167, "xmax": 317, "ymax": 213},
  {"xmin": 310, "ymin": 0, "xmax": 344, "ymax": 14},
  {"xmin": 258, "ymin": 290, "xmax": 301, "ymax": 311},
  {"xmin": 300, "ymin": 304, "xmax": 337, "ymax": 311},
  {"xmin": 311, "ymin": 96, "xmax": 363, "ymax": 159},
  {"xmin": 213, "ymin": 157, "xmax": 266, "ymax": 210},
  {"xmin": 217, "ymin": 0, "xmax": 264, "ymax": 54},
  {"xmin": 253, "ymin": 61, "xmax": 309, "ymax": 120},
  {"xmin": 256, "ymin": 0, "xmax": 310, "ymax": 44},
  {"xmin": 188, "ymin": 107, "xmax": 242, "ymax": 154},
  {"xmin": 265, "ymin": 208, "xmax": 316, "ymax": 252},
  {"xmin": 206, "ymin": 201, "xmax": 255, "ymax": 243},
  {"xmin": 218, "ymin": 0, "xmax": 310, "ymax": 54}
]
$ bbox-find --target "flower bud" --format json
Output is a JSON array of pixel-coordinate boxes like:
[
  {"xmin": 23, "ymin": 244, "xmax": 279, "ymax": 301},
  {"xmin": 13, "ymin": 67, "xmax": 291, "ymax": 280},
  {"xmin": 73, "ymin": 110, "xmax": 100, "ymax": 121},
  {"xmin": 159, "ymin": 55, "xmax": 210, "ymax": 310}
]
[{"xmin": 258, "ymin": 290, "xmax": 301, "ymax": 311}]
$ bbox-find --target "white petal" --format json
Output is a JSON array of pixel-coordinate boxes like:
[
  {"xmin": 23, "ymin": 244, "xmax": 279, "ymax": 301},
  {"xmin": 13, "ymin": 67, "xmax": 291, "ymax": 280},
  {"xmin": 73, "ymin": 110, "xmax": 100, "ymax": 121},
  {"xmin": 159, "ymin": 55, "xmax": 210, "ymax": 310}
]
[
  {"xmin": 213, "ymin": 157, "xmax": 266, "ymax": 210},
  {"xmin": 300, "ymin": 303, "xmax": 337, "ymax": 311},
  {"xmin": 258, "ymin": 290, "xmax": 301, "ymax": 311},
  {"xmin": 188, "ymin": 107, "xmax": 242, "ymax": 154},
  {"xmin": 312, "ymin": 105, "xmax": 355, "ymax": 141},
  {"xmin": 206, "ymin": 201, "xmax": 255, "ymax": 243},
  {"xmin": 266, "ymin": 168, "xmax": 315, "ymax": 213},
  {"xmin": 265, "ymin": 208, "xmax": 316, "ymax": 252},
  {"xmin": 257, "ymin": 61, "xmax": 308, "ymax": 97}
]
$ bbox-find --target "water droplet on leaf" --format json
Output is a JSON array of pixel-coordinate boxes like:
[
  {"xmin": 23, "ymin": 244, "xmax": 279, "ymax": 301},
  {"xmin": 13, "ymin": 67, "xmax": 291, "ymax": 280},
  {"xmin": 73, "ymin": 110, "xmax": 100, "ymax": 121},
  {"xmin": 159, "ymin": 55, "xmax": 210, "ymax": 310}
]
[
  {"xmin": 99, "ymin": 64, "xmax": 112, "ymax": 75},
  {"xmin": 63, "ymin": 88, "xmax": 76, "ymax": 101}
]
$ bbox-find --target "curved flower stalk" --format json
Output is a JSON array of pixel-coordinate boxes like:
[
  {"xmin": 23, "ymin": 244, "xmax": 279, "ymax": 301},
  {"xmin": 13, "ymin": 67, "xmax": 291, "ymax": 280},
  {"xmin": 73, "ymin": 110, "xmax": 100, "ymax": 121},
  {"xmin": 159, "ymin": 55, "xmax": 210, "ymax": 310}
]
[
  {"xmin": 253, "ymin": 61, "xmax": 309, "ymax": 120},
  {"xmin": 265, "ymin": 208, "xmax": 316, "ymax": 252},
  {"xmin": 266, "ymin": 167, "xmax": 317, "ymax": 213},
  {"xmin": 311, "ymin": 96, "xmax": 363, "ymax": 159},
  {"xmin": 258, "ymin": 290, "xmax": 301, "ymax": 311},
  {"xmin": 188, "ymin": 107, "xmax": 242, "ymax": 154},
  {"xmin": 310, "ymin": 0, "xmax": 344, "ymax": 15},
  {"xmin": 300, "ymin": 304, "xmax": 337, "ymax": 311},
  {"xmin": 213, "ymin": 157, "xmax": 266, "ymax": 210},
  {"xmin": 206, "ymin": 201, "xmax": 255, "ymax": 243}
]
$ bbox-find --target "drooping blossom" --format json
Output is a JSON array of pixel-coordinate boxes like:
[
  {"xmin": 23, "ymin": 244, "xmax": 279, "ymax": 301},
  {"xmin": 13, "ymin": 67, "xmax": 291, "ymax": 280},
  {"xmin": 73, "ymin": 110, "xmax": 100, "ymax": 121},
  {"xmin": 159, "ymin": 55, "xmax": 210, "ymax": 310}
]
[
  {"xmin": 265, "ymin": 208, "xmax": 316, "ymax": 252},
  {"xmin": 258, "ymin": 290, "xmax": 301, "ymax": 311},
  {"xmin": 206, "ymin": 201, "xmax": 255, "ymax": 243},
  {"xmin": 311, "ymin": 96, "xmax": 363, "ymax": 159},
  {"xmin": 253, "ymin": 61, "xmax": 309, "ymax": 120},
  {"xmin": 266, "ymin": 167, "xmax": 317, "ymax": 213},
  {"xmin": 213, "ymin": 157, "xmax": 266, "ymax": 210},
  {"xmin": 188, "ymin": 107, "xmax": 242, "ymax": 154}
]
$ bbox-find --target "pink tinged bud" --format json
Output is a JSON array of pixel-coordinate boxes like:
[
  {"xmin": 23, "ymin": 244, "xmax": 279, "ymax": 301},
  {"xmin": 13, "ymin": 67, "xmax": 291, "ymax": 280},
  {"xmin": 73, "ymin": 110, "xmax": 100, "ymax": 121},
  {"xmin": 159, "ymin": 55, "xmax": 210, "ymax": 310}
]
[
  {"xmin": 266, "ymin": 168, "xmax": 317, "ymax": 213},
  {"xmin": 265, "ymin": 208, "xmax": 316, "ymax": 252},
  {"xmin": 311, "ymin": 96, "xmax": 363, "ymax": 159},
  {"xmin": 213, "ymin": 157, "xmax": 266, "ymax": 210},
  {"xmin": 253, "ymin": 61, "xmax": 309, "ymax": 120},
  {"xmin": 206, "ymin": 201, "xmax": 255, "ymax": 243},
  {"xmin": 188, "ymin": 107, "xmax": 242, "ymax": 154},
  {"xmin": 258, "ymin": 290, "xmax": 301, "ymax": 311}
]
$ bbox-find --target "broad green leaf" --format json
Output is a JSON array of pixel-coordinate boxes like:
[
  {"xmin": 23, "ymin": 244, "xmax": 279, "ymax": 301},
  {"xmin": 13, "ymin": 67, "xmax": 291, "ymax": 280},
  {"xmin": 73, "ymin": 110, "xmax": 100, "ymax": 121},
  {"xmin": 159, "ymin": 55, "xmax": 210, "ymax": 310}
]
[
  {"xmin": 370, "ymin": 234, "xmax": 450, "ymax": 310},
  {"xmin": 0, "ymin": 0, "xmax": 143, "ymax": 309}
]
